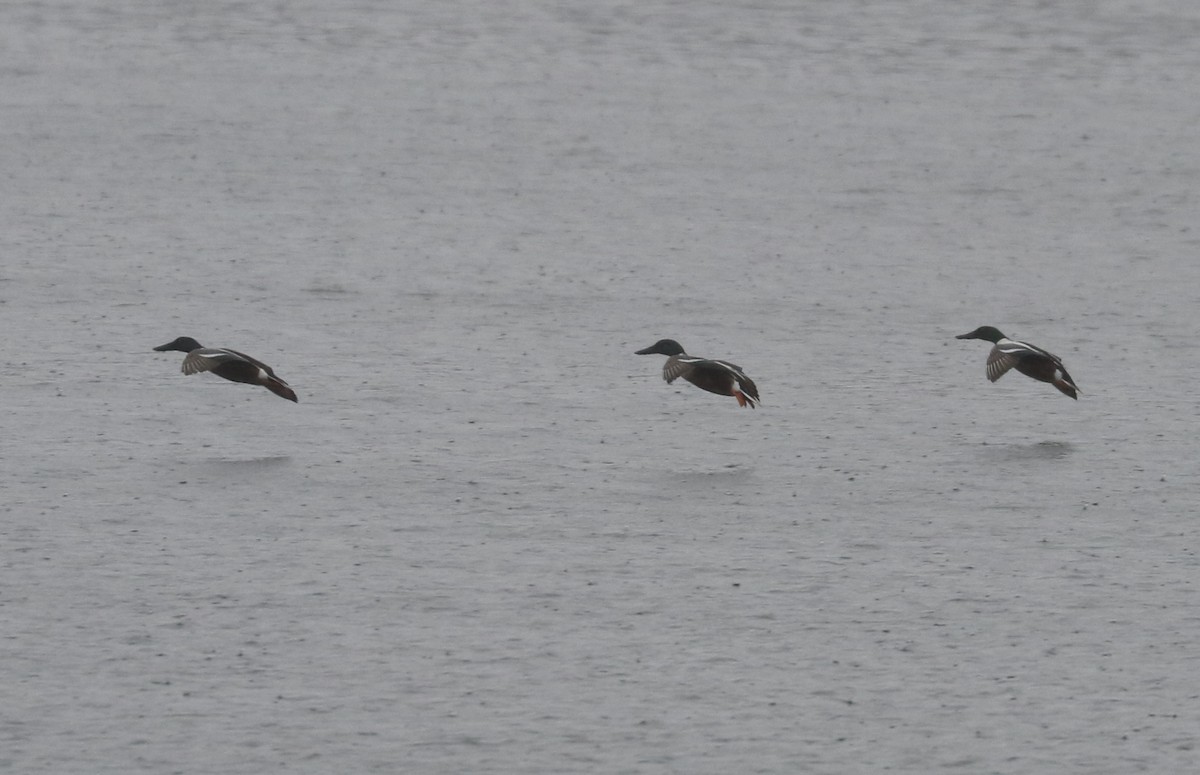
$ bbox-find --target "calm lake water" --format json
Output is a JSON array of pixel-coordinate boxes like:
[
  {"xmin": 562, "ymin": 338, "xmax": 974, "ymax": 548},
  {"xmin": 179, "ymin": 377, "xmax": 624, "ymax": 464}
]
[{"xmin": 3, "ymin": 1, "xmax": 1200, "ymax": 772}]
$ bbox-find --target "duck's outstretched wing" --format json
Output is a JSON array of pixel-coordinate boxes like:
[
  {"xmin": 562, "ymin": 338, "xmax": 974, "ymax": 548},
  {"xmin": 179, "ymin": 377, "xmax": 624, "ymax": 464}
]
[
  {"xmin": 985, "ymin": 347, "xmax": 1019, "ymax": 382},
  {"xmin": 985, "ymin": 340, "xmax": 1050, "ymax": 382},
  {"xmin": 181, "ymin": 348, "xmax": 252, "ymax": 376},
  {"xmin": 662, "ymin": 355, "xmax": 709, "ymax": 384}
]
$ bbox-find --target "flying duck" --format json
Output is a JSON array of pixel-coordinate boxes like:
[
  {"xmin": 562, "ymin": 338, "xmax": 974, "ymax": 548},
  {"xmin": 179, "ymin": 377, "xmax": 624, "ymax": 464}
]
[
  {"xmin": 636, "ymin": 339, "xmax": 760, "ymax": 408},
  {"xmin": 154, "ymin": 336, "xmax": 298, "ymax": 402},
  {"xmin": 956, "ymin": 326, "xmax": 1079, "ymax": 399}
]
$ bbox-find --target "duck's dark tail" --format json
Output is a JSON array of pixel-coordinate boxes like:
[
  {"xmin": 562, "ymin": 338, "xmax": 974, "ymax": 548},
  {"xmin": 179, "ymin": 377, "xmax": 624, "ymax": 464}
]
[
  {"xmin": 265, "ymin": 378, "xmax": 299, "ymax": 403},
  {"xmin": 1054, "ymin": 367, "xmax": 1079, "ymax": 400},
  {"xmin": 1053, "ymin": 379, "xmax": 1078, "ymax": 400}
]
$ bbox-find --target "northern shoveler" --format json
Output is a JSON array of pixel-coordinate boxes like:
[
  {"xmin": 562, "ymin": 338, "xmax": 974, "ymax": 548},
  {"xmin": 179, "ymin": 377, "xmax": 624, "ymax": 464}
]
[
  {"xmin": 154, "ymin": 336, "xmax": 299, "ymax": 402},
  {"xmin": 956, "ymin": 326, "xmax": 1079, "ymax": 399},
  {"xmin": 636, "ymin": 339, "xmax": 760, "ymax": 408}
]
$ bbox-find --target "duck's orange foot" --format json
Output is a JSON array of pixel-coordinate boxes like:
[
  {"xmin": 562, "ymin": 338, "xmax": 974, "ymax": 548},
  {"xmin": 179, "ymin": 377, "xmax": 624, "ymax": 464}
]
[{"xmin": 734, "ymin": 391, "xmax": 755, "ymax": 409}]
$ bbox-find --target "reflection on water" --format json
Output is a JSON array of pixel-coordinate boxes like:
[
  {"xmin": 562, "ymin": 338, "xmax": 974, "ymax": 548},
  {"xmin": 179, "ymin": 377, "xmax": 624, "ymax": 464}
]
[
  {"xmin": 200, "ymin": 455, "xmax": 293, "ymax": 468},
  {"xmin": 978, "ymin": 441, "xmax": 1075, "ymax": 462},
  {"xmin": 665, "ymin": 463, "xmax": 753, "ymax": 485}
]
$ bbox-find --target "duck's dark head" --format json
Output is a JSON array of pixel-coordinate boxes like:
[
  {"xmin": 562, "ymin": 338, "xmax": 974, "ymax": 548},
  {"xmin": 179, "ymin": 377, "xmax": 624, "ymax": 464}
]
[
  {"xmin": 955, "ymin": 326, "xmax": 1005, "ymax": 343},
  {"xmin": 636, "ymin": 339, "xmax": 686, "ymax": 357},
  {"xmin": 154, "ymin": 336, "xmax": 203, "ymax": 353}
]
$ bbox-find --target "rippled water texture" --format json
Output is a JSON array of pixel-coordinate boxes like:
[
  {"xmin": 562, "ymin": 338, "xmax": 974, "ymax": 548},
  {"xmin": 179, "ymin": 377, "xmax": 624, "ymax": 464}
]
[{"xmin": 3, "ymin": 1, "xmax": 1200, "ymax": 772}]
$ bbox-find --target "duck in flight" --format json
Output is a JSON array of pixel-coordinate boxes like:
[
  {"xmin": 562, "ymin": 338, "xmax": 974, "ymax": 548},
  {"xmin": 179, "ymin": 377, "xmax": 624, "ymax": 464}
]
[
  {"xmin": 154, "ymin": 336, "xmax": 298, "ymax": 402},
  {"xmin": 636, "ymin": 339, "xmax": 760, "ymax": 408},
  {"xmin": 955, "ymin": 326, "xmax": 1079, "ymax": 399}
]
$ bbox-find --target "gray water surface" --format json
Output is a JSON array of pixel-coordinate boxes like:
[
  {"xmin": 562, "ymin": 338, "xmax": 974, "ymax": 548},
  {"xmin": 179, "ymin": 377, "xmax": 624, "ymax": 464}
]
[{"xmin": 3, "ymin": 1, "xmax": 1200, "ymax": 773}]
